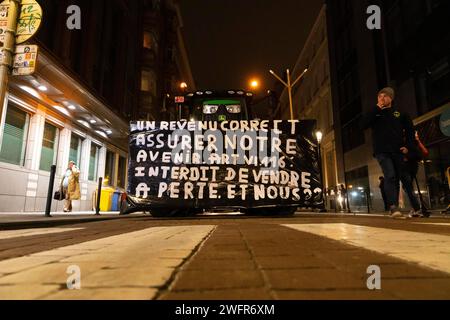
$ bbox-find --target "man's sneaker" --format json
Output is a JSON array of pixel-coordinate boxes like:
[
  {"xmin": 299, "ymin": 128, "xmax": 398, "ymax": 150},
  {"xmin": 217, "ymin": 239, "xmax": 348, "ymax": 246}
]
[
  {"xmin": 421, "ymin": 211, "xmax": 431, "ymax": 218},
  {"xmin": 390, "ymin": 211, "xmax": 404, "ymax": 219},
  {"xmin": 408, "ymin": 210, "xmax": 423, "ymax": 218}
]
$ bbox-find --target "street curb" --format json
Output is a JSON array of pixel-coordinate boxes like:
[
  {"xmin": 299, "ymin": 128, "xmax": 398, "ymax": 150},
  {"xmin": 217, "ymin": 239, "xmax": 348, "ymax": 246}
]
[{"xmin": 0, "ymin": 215, "xmax": 140, "ymax": 230}]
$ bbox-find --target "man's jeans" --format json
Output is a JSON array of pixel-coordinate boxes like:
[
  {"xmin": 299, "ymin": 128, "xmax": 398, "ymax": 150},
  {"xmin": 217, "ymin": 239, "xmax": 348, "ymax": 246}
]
[{"xmin": 375, "ymin": 153, "xmax": 420, "ymax": 211}]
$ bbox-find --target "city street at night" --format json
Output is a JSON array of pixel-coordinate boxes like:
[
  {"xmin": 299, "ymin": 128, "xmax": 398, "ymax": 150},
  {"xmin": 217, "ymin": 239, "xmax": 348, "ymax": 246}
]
[
  {"xmin": 0, "ymin": 0, "xmax": 449, "ymax": 308},
  {"xmin": 0, "ymin": 212, "xmax": 449, "ymax": 300}
]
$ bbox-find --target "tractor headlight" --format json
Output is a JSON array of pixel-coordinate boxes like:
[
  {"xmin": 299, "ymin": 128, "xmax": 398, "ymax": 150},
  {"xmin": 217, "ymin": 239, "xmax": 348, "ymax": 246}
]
[
  {"xmin": 226, "ymin": 105, "xmax": 241, "ymax": 114},
  {"xmin": 203, "ymin": 105, "xmax": 219, "ymax": 114}
]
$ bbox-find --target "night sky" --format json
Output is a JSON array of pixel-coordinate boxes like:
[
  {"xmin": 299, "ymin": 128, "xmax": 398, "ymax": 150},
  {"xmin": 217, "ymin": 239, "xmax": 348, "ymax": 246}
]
[{"xmin": 179, "ymin": 0, "xmax": 324, "ymax": 92}]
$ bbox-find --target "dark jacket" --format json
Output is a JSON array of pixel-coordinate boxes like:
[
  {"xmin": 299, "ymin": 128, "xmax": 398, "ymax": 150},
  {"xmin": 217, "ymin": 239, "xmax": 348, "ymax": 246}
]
[{"xmin": 360, "ymin": 106, "xmax": 415, "ymax": 155}]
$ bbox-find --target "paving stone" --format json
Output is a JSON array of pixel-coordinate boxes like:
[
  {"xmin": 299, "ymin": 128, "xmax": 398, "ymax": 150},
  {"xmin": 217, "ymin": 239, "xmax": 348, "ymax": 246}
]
[
  {"xmin": 0, "ymin": 284, "xmax": 61, "ymax": 300},
  {"xmin": 0, "ymin": 262, "xmax": 108, "ymax": 285},
  {"xmin": 381, "ymin": 279, "xmax": 450, "ymax": 299},
  {"xmin": 161, "ymin": 288, "xmax": 272, "ymax": 300},
  {"xmin": 186, "ymin": 258, "xmax": 256, "ymax": 271},
  {"xmin": 81, "ymin": 267, "xmax": 173, "ymax": 288},
  {"xmin": 264, "ymin": 269, "xmax": 366, "ymax": 290},
  {"xmin": 194, "ymin": 251, "xmax": 252, "ymax": 260},
  {"xmin": 273, "ymin": 289, "xmax": 397, "ymax": 300},
  {"xmin": 42, "ymin": 287, "xmax": 158, "ymax": 300},
  {"xmin": 256, "ymin": 256, "xmax": 334, "ymax": 270},
  {"xmin": 0, "ymin": 255, "xmax": 61, "ymax": 274},
  {"xmin": 171, "ymin": 270, "xmax": 265, "ymax": 290}
]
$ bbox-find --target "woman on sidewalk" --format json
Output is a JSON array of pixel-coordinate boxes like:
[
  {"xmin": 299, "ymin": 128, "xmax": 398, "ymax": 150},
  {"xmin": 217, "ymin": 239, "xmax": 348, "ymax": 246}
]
[{"xmin": 62, "ymin": 161, "xmax": 81, "ymax": 212}]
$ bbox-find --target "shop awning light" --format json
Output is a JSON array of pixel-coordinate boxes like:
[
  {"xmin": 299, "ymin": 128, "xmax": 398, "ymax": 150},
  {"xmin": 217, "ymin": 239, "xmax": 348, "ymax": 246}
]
[
  {"xmin": 95, "ymin": 130, "xmax": 107, "ymax": 138},
  {"xmin": 53, "ymin": 106, "xmax": 70, "ymax": 117},
  {"xmin": 67, "ymin": 105, "xmax": 76, "ymax": 110},
  {"xmin": 19, "ymin": 85, "xmax": 40, "ymax": 99},
  {"xmin": 106, "ymin": 130, "xmax": 113, "ymax": 135},
  {"xmin": 38, "ymin": 85, "xmax": 48, "ymax": 92},
  {"xmin": 90, "ymin": 119, "xmax": 97, "ymax": 124},
  {"xmin": 77, "ymin": 120, "xmax": 90, "ymax": 128}
]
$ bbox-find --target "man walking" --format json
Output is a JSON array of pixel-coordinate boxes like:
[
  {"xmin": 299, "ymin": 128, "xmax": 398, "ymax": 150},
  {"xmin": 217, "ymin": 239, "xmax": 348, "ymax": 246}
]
[
  {"xmin": 379, "ymin": 176, "xmax": 389, "ymax": 212},
  {"xmin": 361, "ymin": 87, "xmax": 415, "ymax": 218}
]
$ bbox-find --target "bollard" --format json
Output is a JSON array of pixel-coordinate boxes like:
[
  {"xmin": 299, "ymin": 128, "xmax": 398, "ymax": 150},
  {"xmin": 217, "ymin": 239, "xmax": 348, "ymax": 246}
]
[
  {"xmin": 365, "ymin": 189, "xmax": 371, "ymax": 214},
  {"xmin": 45, "ymin": 165, "xmax": 57, "ymax": 217},
  {"xmin": 95, "ymin": 177, "xmax": 103, "ymax": 215}
]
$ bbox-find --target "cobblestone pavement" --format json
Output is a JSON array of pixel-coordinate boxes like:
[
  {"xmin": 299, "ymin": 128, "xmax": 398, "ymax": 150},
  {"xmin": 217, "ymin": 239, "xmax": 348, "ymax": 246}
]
[{"xmin": 0, "ymin": 213, "xmax": 449, "ymax": 300}]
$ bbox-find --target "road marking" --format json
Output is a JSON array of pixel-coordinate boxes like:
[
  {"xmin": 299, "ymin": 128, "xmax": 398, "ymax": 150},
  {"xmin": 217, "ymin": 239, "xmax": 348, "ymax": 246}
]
[
  {"xmin": 0, "ymin": 225, "xmax": 215, "ymax": 299},
  {"xmin": 283, "ymin": 223, "xmax": 450, "ymax": 274},
  {"xmin": 0, "ymin": 228, "xmax": 84, "ymax": 240}
]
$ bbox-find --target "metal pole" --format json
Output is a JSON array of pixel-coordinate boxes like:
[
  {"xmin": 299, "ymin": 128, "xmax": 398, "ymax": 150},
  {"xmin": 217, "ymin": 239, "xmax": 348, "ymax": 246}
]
[
  {"xmin": 365, "ymin": 188, "xmax": 370, "ymax": 213},
  {"xmin": 45, "ymin": 165, "xmax": 57, "ymax": 217},
  {"xmin": 95, "ymin": 177, "xmax": 103, "ymax": 215},
  {"xmin": 318, "ymin": 143, "xmax": 327, "ymax": 212},
  {"xmin": 286, "ymin": 69, "xmax": 294, "ymax": 120},
  {"xmin": 0, "ymin": 0, "xmax": 20, "ymax": 148}
]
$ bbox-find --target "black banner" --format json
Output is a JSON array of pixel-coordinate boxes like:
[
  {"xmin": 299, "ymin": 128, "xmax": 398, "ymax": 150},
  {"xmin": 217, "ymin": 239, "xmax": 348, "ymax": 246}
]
[{"xmin": 126, "ymin": 120, "xmax": 323, "ymax": 211}]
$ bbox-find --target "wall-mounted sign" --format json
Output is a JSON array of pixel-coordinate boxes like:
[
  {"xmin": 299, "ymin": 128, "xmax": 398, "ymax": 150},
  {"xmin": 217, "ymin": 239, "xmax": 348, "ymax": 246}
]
[{"xmin": 12, "ymin": 44, "xmax": 38, "ymax": 75}]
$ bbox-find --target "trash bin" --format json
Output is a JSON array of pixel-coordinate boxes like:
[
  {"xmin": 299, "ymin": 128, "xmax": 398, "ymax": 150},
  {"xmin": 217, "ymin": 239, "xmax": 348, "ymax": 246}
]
[
  {"xmin": 111, "ymin": 191, "xmax": 122, "ymax": 211},
  {"xmin": 99, "ymin": 187, "xmax": 115, "ymax": 212}
]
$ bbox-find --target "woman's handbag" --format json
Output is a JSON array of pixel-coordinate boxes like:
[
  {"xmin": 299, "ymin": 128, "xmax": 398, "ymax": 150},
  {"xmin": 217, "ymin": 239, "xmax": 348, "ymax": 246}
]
[{"xmin": 54, "ymin": 189, "xmax": 65, "ymax": 201}]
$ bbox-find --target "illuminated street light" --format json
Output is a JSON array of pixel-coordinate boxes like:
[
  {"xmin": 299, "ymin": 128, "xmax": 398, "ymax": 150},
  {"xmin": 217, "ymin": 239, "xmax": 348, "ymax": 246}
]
[
  {"xmin": 315, "ymin": 131, "xmax": 323, "ymax": 144},
  {"xmin": 180, "ymin": 82, "xmax": 188, "ymax": 90},
  {"xmin": 249, "ymin": 79, "xmax": 259, "ymax": 89}
]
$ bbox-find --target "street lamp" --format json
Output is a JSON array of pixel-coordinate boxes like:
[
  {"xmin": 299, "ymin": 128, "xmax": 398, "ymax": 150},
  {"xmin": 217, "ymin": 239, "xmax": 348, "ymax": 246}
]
[
  {"xmin": 269, "ymin": 68, "xmax": 308, "ymax": 120},
  {"xmin": 249, "ymin": 79, "xmax": 259, "ymax": 90},
  {"xmin": 315, "ymin": 130, "xmax": 327, "ymax": 212},
  {"xmin": 180, "ymin": 82, "xmax": 188, "ymax": 90}
]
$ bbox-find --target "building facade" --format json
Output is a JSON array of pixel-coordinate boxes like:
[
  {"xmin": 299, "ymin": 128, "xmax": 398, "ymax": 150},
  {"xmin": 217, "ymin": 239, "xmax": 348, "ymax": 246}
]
[
  {"xmin": 276, "ymin": 6, "xmax": 339, "ymax": 209},
  {"xmin": 326, "ymin": 0, "xmax": 450, "ymax": 212},
  {"xmin": 140, "ymin": 0, "xmax": 195, "ymax": 121},
  {"xmin": 0, "ymin": 0, "xmax": 195, "ymax": 212}
]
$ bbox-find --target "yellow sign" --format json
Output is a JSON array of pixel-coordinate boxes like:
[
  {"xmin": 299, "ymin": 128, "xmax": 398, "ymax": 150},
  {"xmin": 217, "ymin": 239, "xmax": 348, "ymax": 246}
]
[{"xmin": 0, "ymin": 0, "xmax": 42, "ymax": 44}]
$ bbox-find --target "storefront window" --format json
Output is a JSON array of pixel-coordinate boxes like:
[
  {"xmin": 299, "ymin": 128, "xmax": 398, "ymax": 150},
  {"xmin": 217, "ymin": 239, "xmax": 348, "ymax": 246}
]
[
  {"xmin": 105, "ymin": 150, "xmax": 116, "ymax": 186},
  {"xmin": 0, "ymin": 104, "xmax": 29, "ymax": 166},
  {"xmin": 69, "ymin": 133, "xmax": 83, "ymax": 165},
  {"xmin": 88, "ymin": 143, "xmax": 100, "ymax": 181},
  {"xmin": 117, "ymin": 155, "xmax": 127, "ymax": 188},
  {"xmin": 39, "ymin": 122, "xmax": 59, "ymax": 171}
]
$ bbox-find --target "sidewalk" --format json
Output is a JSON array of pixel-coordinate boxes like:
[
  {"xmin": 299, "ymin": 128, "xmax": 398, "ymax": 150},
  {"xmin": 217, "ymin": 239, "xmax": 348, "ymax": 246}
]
[{"xmin": 0, "ymin": 211, "xmax": 139, "ymax": 230}]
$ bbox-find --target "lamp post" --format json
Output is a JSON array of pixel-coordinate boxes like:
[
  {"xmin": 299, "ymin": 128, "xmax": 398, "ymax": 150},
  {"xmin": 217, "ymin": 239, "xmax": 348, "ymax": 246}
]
[
  {"xmin": 315, "ymin": 130, "xmax": 327, "ymax": 213},
  {"xmin": 269, "ymin": 68, "xmax": 308, "ymax": 120}
]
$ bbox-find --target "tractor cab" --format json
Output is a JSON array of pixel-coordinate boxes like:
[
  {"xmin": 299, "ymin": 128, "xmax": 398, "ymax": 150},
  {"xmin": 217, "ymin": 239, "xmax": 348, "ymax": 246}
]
[{"xmin": 177, "ymin": 90, "xmax": 254, "ymax": 122}]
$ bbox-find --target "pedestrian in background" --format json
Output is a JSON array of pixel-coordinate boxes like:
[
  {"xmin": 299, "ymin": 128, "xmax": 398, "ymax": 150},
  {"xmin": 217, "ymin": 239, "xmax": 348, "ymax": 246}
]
[
  {"xmin": 360, "ymin": 87, "xmax": 415, "ymax": 219},
  {"xmin": 379, "ymin": 176, "xmax": 389, "ymax": 212},
  {"xmin": 62, "ymin": 161, "xmax": 81, "ymax": 212},
  {"xmin": 339, "ymin": 184, "xmax": 348, "ymax": 211}
]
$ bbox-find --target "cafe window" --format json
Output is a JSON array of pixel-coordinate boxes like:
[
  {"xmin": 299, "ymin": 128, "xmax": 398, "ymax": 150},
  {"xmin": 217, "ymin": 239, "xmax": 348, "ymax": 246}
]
[
  {"xmin": 105, "ymin": 150, "xmax": 116, "ymax": 186},
  {"xmin": 117, "ymin": 155, "xmax": 127, "ymax": 188},
  {"xmin": 69, "ymin": 133, "xmax": 83, "ymax": 166},
  {"xmin": 39, "ymin": 122, "xmax": 59, "ymax": 171},
  {"xmin": 0, "ymin": 104, "xmax": 29, "ymax": 166},
  {"xmin": 88, "ymin": 143, "xmax": 100, "ymax": 181}
]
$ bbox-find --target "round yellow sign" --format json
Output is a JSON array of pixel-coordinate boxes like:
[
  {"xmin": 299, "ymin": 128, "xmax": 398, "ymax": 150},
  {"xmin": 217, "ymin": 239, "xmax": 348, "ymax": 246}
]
[{"xmin": 0, "ymin": 0, "xmax": 43, "ymax": 44}]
